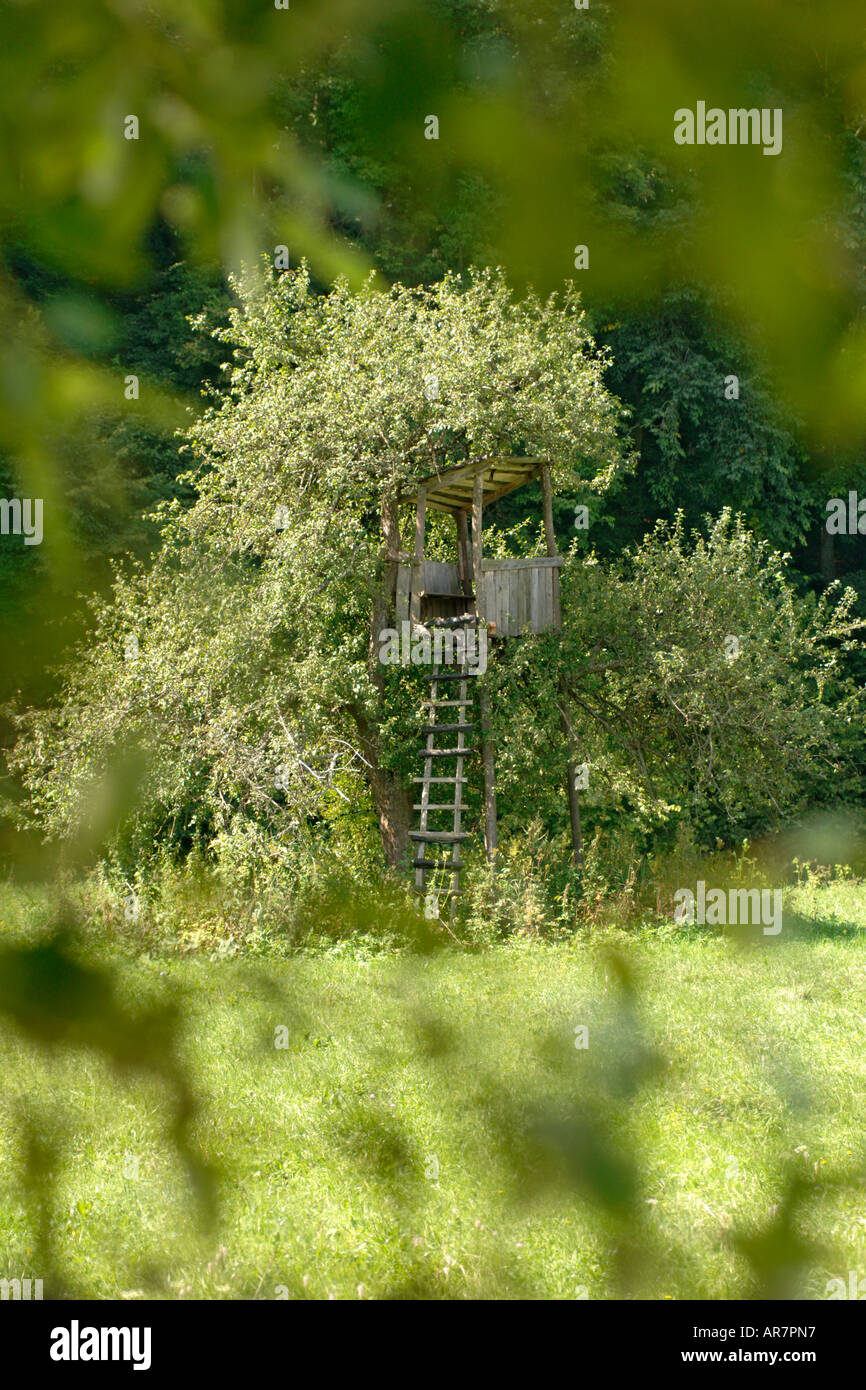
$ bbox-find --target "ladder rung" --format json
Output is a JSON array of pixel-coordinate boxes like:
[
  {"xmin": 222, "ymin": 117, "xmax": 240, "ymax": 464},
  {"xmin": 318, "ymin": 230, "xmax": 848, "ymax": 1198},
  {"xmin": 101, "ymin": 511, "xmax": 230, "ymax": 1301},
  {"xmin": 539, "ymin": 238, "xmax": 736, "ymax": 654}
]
[
  {"xmin": 430, "ymin": 671, "xmax": 481, "ymax": 681},
  {"xmin": 418, "ymin": 748, "xmax": 470, "ymax": 759},
  {"xmin": 412, "ymin": 776, "xmax": 467, "ymax": 784},
  {"xmin": 420, "ymin": 723, "xmax": 475, "ymax": 735},
  {"xmin": 426, "ymin": 612, "xmax": 480, "ymax": 622},
  {"xmin": 413, "ymin": 857, "xmax": 463, "ymax": 870},
  {"xmin": 413, "ymin": 804, "xmax": 457, "ymax": 811},
  {"xmin": 418, "ymin": 590, "xmax": 475, "ymax": 600},
  {"xmin": 409, "ymin": 831, "xmax": 470, "ymax": 843},
  {"xmin": 422, "ymin": 700, "xmax": 473, "ymax": 707}
]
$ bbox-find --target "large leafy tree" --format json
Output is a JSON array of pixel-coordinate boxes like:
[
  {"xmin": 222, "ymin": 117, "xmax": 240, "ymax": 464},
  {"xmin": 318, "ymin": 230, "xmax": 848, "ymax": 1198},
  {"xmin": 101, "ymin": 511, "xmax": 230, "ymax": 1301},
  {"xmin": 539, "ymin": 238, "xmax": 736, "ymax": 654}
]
[
  {"xmin": 490, "ymin": 512, "xmax": 866, "ymax": 862},
  {"xmin": 9, "ymin": 266, "xmax": 631, "ymax": 869}
]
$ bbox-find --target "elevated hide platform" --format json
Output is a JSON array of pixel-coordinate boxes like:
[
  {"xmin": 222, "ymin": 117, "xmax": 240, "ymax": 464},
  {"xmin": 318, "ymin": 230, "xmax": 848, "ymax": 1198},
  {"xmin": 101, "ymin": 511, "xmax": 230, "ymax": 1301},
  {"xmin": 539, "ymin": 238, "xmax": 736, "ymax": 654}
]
[{"xmin": 396, "ymin": 456, "xmax": 563, "ymax": 636}]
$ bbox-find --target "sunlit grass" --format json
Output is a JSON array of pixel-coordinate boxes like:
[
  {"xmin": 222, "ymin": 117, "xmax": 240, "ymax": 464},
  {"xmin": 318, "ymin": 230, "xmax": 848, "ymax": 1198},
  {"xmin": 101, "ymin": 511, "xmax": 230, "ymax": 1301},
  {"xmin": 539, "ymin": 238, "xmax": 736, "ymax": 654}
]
[{"xmin": 0, "ymin": 879, "xmax": 865, "ymax": 1299}]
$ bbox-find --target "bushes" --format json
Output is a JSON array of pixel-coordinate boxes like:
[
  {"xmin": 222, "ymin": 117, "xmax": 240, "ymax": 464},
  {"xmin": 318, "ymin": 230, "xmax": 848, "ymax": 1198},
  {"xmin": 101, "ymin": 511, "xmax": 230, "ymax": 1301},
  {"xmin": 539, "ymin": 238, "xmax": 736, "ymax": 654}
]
[{"xmin": 487, "ymin": 512, "xmax": 866, "ymax": 863}]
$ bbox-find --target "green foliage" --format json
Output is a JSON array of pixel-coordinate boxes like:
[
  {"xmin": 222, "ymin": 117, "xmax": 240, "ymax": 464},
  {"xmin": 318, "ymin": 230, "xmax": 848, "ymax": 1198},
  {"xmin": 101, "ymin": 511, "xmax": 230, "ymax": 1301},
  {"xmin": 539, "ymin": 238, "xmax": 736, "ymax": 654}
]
[
  {"xmin": 187, "ymin": 260, "xmax": 629, "ymax": 503},
  {"xmin": 0, "ymin": 921, "xmax": 215, "ymax": 1293},
  {"xmin": 594, "ymin": 292, "xmax": 814, "ymax": 554},
  {"xmin": 491, "ymin": 511, "xmax": 866, "ymax": 850},
  {"xmin": 4, "ymin": 0, "xmax": 866, "ymax": 1310},
  {"xmin": 6, "ymin": 265, "xmax": 629, "ymax": 876},
  {"xmin": 3, "ymin": 880, "xmax": 866, "ymax": 1298}
]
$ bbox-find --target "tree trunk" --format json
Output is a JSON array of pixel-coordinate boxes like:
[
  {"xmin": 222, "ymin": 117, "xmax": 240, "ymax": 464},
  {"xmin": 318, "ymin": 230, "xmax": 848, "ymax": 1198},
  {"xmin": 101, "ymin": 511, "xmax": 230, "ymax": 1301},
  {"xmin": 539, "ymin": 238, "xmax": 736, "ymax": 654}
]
[
  {"xmin": 558, "ymin": 693, "xmax": 585, "ymax": 869},
  {"xmin": 564, "ymin": 758, "xmax": 585, "ymax": 869},
  {"xmin": 820, "ymin": 525, "xmax": 835, "ymax": 587},
  {"xmin": 355, "ymin": 712, "xmax": 413, "ymax": 868}
]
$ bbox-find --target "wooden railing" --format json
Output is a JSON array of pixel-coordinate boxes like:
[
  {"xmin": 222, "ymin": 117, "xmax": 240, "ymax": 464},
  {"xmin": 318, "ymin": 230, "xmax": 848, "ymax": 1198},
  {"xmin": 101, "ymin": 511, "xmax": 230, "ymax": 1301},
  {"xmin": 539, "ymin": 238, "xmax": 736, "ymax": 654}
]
[{"xmin": 396, "ymin": 557, "xmax": 563, "ymax": 635}]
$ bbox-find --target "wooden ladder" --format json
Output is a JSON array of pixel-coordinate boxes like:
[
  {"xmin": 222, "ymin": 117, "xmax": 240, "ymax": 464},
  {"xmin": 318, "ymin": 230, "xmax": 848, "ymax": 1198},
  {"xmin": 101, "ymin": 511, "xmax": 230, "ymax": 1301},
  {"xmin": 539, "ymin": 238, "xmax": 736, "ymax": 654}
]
[{"xmin": 410, "ymin": 625, "xmax": 480, "ymax": 920}]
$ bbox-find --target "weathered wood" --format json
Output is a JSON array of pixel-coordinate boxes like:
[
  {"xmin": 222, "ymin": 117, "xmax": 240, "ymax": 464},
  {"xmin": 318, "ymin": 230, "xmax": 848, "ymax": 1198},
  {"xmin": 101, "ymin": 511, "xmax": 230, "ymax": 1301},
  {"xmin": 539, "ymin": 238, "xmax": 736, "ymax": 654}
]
[
  {"xmin": 429, "ymin": 477, "xmax": 541, "ymax": 511},
  {"xmin": 414, "ymin": 656, "xmax": 476, "ymax": 916},
  {"xmin": 472, "ymin": 473, "xmax": 485, "ymax": 621},
  {"xmin": 532, "ymin": 566, "xmax": 545, "ymax": 631},
  {"xmin": 539, "ymin": 463, "xmax": 562, "ymax": 629},
  {"xmin": 539, "ymin": 464, "xmax": 556, "ymax": 554},
  {"xmin": 415, "ymin": 653, "xmax": 435, "ymax": 889},
  {"xmin": 395, "ymin": 564, "xmax": 411, "ymax": 624},
  {"xmin": 427, "ymin": 456, "xmax": 540, "ymax": 492},
  {"xmin": 558, "ymin": 695, "xmax": 585, "ymax": 868},
  {"xmin": 421, "ymin": 560, "xmax": 461, "ymax": 595},
  {"xmin": 483, "ymin": 573, "xmax": 494, "ymax": 621},
  {"xmin": 420, "ymin": 747, "xmax": 475, "ymax": 757},
  {"xmin": 478, "ymin": 557, "xmax": 563, "ymax": 634},
  {"xmin": 502, "ymin": 570, "xmax": 514, "ymax": 633},
  {"xmin": 543, "ymin": 565, "xmax": 554, "ymax": 629},
  {"xmin": 419, "ymin": 722, "xmax": 474, "ymax": 735},
  {"xmin": 490, "ymin": 570, "xmax": 508, "ymax": 635},
  {"xmin": 412, "ymin": 456, "xmax": 546, "ymax": 512},
  {"xmin": 410, "ymin": 487, "xmax": 427, "ymax": 624},
  {"xmin": 481, "ymin": 555, "xmax": 563, "ymax": 570},
  {"xmin": 449, "ymin": 674, "xmax": 471, "ymax": 920},
  {"xmin": 478, "ymin": 682, "xmax": 498, "ymax": 862},
  {"xmin": 409, "ymin": 830, "xmax": 470, "ymax": 843},
  {"xmin": 565, "ymin": 760, "xmax": 585, "ymax": 868},
  {"xmin": 414, "ymin": 487, "xmax": 428, "ymax": 561},
  {"xmin": 517, "ymin": 566, "xmax": 530, "ymax": 633},
  {"xmin": 405, "ymin": 457, "xmax": 574, "ymax": 898},
  {"xmin": 456, "ymin": 511, "xmax": 473, "ymax": 600},
  {"xmin": 552, "ymin": 567, "xmax": 562, "ymax": 629},
  {"xmin": 530, "ymin": 564, "xmax": 541, "ymax": 632}
]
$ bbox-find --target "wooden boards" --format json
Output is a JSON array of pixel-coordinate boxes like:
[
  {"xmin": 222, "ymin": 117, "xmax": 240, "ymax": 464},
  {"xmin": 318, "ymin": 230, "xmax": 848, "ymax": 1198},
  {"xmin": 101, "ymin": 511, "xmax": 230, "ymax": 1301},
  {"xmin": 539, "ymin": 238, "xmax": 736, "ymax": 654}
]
[
  {"xmin": 480, "ymin": 557, "xmax": 563, "ymax": 635},
  {"xmin": 402, "ymin": 558, "xmax": 563, "ymax": 634},
  {"xmin": 407, "ymin": 456, "xmax": 546, "ymax": 514}
]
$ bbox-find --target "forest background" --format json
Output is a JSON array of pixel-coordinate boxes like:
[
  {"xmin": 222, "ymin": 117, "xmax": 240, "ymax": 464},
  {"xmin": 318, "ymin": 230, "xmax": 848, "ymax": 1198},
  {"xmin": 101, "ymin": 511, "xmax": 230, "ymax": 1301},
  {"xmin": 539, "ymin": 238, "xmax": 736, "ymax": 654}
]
[{"xmin": 2, "ymin": 0, "xmax": 866, "ymax": 930}]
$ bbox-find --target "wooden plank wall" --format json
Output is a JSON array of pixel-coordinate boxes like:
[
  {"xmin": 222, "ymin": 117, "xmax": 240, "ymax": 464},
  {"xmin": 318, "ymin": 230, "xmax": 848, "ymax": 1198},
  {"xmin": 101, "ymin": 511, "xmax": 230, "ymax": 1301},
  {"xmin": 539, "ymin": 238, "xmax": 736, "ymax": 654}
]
[
  {"xmin": 400, "ymin": 558, "xmax": 562, "ymax": 633},
  {"xmin": 395, "ymin": 564, "xmax": 411, "ymax": 623},
  {"xmin": 398, "ymin": 562, "xmax": 464, "ymax": 622},
  {"xmin": 421, "ymin": 561, "xmax": 463, "ymax": 620},
  {"xmin": 481, "ymin": 557, "xmax": 563, "ymax": 636},
  {"xmin": 421, "ymin": 561, "xmax": 461, "ymax": 595}
]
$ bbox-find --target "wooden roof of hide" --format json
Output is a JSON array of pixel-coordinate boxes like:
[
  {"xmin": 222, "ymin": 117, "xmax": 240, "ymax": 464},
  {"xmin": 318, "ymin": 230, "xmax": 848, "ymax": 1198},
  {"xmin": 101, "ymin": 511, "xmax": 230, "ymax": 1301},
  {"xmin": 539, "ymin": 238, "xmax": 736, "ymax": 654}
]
[{"xmin": 406, "ymin": 457, "xmax": 547, "ymax": 513}]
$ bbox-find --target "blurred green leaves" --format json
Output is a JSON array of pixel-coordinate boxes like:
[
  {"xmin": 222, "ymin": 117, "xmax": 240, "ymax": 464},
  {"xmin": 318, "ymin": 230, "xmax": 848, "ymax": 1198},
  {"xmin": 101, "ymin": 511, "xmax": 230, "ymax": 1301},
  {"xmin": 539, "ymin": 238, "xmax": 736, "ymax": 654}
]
[
  {"xmin": 0, "ymin": 0, "xmax": 863, "ymax": 699},
  {"xmin": 0, "ymin": 0, "xmax": 865, "ymax": 1304},
  {"xmin": 0, "ymin": 927, "xmax": 215, "ymax": 1292}
]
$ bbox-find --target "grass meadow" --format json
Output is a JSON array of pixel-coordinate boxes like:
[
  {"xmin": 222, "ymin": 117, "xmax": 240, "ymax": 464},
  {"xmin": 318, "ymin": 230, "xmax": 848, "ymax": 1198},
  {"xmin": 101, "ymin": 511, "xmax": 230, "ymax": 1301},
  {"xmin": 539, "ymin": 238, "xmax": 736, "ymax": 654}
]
[{"xmin": 1, "ymin": 874, "xmax": 865, "ymax": 1300}]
